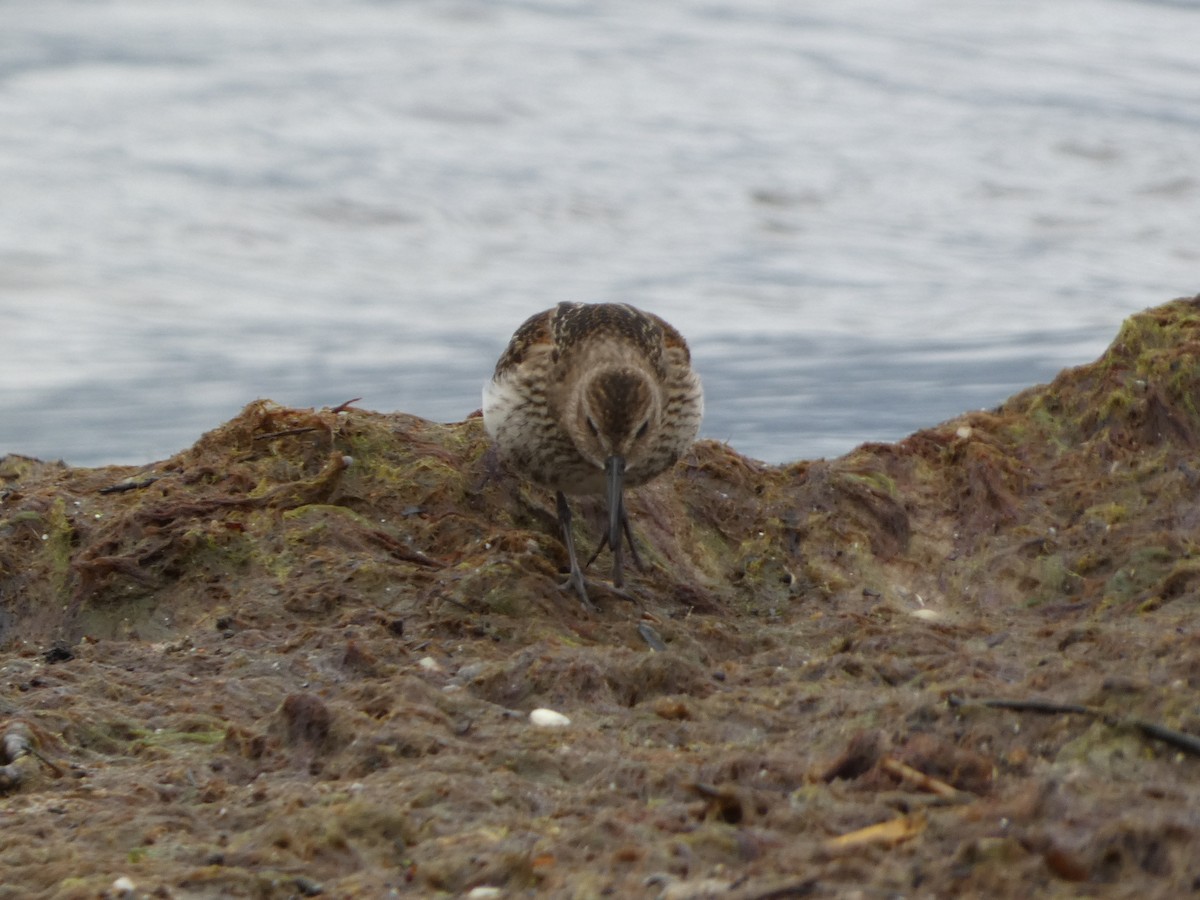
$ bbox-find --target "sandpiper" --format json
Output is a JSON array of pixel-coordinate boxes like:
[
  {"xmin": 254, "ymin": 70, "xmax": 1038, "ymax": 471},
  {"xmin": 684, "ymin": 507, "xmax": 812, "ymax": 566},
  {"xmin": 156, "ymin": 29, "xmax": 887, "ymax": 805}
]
[{"xmin": 483, "ymin": 302, "xmax": 704, "ymax": 608}]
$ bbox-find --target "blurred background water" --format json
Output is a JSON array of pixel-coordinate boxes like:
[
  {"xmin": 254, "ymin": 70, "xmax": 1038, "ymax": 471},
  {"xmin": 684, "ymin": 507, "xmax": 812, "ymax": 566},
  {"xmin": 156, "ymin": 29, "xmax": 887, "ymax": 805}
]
[{"xmin": 1, "ymin": 0, "xmax": 1197, "ymax": 467}]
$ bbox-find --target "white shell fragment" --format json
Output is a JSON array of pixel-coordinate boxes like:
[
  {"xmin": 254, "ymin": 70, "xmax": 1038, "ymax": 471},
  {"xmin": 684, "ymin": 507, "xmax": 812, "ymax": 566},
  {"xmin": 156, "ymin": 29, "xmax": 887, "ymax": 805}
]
[
  {"xmin": 910, "ymin": 608, "xmax": 943, "ymax": 622},
  {"xmin": 529, "ymin": 708, "xmax": 571, "ymax": 728}
]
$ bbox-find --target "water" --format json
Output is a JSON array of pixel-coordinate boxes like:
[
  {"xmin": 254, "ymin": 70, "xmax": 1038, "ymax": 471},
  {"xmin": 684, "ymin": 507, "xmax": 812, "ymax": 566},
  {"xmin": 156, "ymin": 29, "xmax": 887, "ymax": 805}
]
[{"xmin": 1, "ymin": 0, "xmax": 1198, "ymax": 467}]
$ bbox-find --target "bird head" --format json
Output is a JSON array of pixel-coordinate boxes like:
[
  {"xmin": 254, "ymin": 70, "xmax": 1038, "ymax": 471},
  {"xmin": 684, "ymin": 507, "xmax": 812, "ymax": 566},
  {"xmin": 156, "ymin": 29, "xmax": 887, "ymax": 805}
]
[
  {"xmin": 573, "ymin": 367, "xmax": 661, "ymax": 472},
  {"xmin": 571, "ymin": 367, "xmax": 662, "ymax": 557}
]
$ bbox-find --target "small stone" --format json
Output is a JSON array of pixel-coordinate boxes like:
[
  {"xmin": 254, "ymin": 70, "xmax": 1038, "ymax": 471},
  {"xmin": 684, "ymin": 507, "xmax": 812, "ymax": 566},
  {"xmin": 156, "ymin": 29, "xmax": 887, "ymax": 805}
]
[
  {"xmin": 529, "ymin": 708, "xmax": 570, "ymax": 728},
  {"xmin": 111, "ymin": 876, "xmax": 136, "ymax": 897}
]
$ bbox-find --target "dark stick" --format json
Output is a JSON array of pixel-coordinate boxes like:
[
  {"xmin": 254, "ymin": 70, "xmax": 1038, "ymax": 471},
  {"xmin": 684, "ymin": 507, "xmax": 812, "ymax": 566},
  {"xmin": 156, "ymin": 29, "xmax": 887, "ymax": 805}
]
[
  {"xmin": 948, "ymin": 696, "xmax": 1093, "ymax": 717},
  {"xmin": 948, "ymin": 695, "xmax": 1200, "ymax": 759},
  {"xmin": 98, "ymin": 476, "xmax": 160, "ymax": 495},
  {"xmin": 1122, "ymin": 718, "xmax": 1200, "ymax": 758}
]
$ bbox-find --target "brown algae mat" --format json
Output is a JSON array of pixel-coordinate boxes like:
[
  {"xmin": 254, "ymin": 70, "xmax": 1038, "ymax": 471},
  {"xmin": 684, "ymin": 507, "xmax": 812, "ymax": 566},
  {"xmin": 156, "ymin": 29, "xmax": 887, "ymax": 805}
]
[{"xmin": 2, "ymin": 298, "xmax": 1200, "ymax": 899}]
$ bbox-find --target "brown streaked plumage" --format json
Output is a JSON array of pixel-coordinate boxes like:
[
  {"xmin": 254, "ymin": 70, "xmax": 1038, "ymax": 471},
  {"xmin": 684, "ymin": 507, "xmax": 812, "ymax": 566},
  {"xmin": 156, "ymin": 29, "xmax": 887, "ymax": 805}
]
[{"xmin": 483, "ymin": 301, "xmax": 704, "ymax": 608}]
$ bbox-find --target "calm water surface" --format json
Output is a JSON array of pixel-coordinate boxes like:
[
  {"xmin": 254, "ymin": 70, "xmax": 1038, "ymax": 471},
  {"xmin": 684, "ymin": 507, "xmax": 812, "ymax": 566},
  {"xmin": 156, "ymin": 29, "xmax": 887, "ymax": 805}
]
[{"xmin": 1, "ymin": 0, "xmax": 1198, "ymax": 466}]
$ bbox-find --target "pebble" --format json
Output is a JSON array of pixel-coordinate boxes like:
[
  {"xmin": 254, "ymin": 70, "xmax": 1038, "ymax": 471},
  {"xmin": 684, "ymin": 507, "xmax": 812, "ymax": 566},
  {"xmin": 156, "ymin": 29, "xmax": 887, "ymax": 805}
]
[{"xmin": 529, "ymin": 708, "xmax": 570, "ymax": 728}]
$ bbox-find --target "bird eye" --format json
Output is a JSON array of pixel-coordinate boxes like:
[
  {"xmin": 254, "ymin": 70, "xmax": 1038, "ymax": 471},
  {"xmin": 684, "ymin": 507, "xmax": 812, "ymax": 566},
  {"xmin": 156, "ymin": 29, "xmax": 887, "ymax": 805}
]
[
  {"xmin": 635, "ymin": 420, "xmax": 649, "ymax": 440},
  {"xmin": 586, "ymin": 418, "xmax": 600, "ymax": 437}
]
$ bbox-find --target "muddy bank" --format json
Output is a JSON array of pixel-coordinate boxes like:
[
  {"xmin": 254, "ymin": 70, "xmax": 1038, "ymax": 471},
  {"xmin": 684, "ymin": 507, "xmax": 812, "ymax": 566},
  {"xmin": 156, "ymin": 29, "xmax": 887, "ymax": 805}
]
[{"xmin": 1, "ymin": 298, "xmax": 1199, "ymax": 898}]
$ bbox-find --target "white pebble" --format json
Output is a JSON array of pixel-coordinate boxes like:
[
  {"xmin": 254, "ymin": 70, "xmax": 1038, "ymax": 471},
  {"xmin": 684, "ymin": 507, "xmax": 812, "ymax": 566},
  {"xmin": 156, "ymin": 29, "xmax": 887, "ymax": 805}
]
[
  {"xmin": 418, "ymin": 656, "xmax": 442, "ymax": 672},
  {"xmin": 529, "ymin": 708, "xmax": 571, "ymax": 728},
  {"xmin": 955, "ymin": 425, "xmax": 972, "ymax": 439},
  {"xmin": 466, "ymin": 888, "xmax": 503, "ymax": 899},
  {"xmin": 910, "ymin": 608, "xmax": 942, "ymax": 622},
  {"xmin": 111, "ymin": 876, "xmax": 136, "ymax": 897}
]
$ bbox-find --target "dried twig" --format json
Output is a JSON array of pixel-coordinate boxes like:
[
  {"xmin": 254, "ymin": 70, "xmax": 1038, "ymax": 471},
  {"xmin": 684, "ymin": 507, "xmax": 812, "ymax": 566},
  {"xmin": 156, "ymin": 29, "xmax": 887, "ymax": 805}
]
[
  {"xmin": 73, "ymin": 554, "xmax": 159, "ymax": 586},
  {"xmin": 367, "ymin": 529, "xmax": 443, "ymax": 568},
  {"xmin": 950, "ymin": 696, "xmax": 1091, "ymax": 717},
  {"xmin": 1124, "ymin": 719, "xmax": 1200, "ymax": 757},
  {"xmin": 734, "ymin": 880, "xmax": 820, "ymax": 900},
  {"xmin": 948, "ymin": 695, "xmax": 1200, "ymax": 758},
  {"xmin": 253, "ymin": 426, "xmax": 319, "ymax": 441},
  {"xmin": 879, "ymin": 756, "xmax": 967, "ymax": 799},
  {"xmin": 824, "ymin": 812, "xmax": 926, "ymax": 850}
]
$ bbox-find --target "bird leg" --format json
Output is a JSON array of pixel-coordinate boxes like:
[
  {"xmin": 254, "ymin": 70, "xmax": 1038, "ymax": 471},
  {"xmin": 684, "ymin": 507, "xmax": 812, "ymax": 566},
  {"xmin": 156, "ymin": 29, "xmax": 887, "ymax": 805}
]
[
  {"xmin": 584, "ymin": 491, "xmax": 645, "ymax": 586},
  {"xmin": 556, "ymin": 491, "xmax": 596, "ymax": 611},
  {"xmin": 621, "ymin": 506, "xmax": 645, "ymax": 573}
]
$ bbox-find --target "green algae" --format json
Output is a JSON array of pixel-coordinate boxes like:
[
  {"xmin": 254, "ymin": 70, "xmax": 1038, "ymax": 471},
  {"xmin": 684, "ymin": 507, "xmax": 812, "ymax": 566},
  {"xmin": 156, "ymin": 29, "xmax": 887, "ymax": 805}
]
[
  {"xmin": 133, "ymin": 728, "xmax": 226, "ymax": 748},
  {"xmin": 42, "ymin": 498, "xmax": 75, "ymax": 599}
]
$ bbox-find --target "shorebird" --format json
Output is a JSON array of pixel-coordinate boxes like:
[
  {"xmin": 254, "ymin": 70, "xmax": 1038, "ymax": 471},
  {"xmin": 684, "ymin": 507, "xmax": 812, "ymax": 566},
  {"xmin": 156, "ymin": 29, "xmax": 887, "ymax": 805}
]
[{"xmin": 483, "ymin": 302, "xmax": 704, "ymax": 608}]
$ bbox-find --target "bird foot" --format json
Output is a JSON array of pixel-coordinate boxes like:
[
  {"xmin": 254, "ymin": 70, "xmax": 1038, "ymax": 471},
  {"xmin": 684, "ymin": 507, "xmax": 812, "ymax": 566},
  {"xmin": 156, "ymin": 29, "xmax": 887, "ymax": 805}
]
[
  {"xmin": 558, "ymin": 570, "xmax": 638, "ymax": 609},
  {"xmin": 556, "ymin": 489, "xmax": 643, "ymax": 611},
  {"xmin": 559, "ymin": 568, "xmax": 598, "ymax": 612}
]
